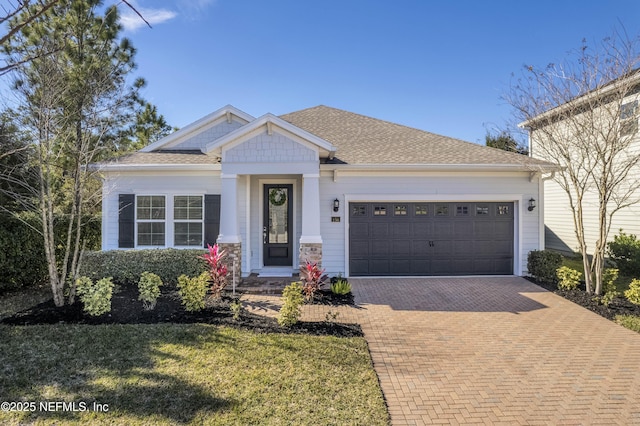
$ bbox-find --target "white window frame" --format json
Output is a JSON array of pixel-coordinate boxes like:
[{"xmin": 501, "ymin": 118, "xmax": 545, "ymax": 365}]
[
  {"xmin": 173, "ymin": 195, "xmax": 204, "ymax": 247},
  {"xmin": 136, "ymin": 195, "xmax": 167, "ymax": 247}
]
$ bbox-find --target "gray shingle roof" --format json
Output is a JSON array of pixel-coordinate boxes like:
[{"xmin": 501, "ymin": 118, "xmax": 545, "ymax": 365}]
[
  {"xmin": 104, "ymin": 150, "xmax": 219, "ymax": 165},
  {"xmin": 280, "ymin": 105, "xmax": 556, "ymax": 168}
]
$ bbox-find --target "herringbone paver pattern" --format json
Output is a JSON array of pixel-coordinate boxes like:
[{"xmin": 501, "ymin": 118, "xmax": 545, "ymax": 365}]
[{"xmin": 243, "ymin": 277, "xmax": 640, "ymax": 425}]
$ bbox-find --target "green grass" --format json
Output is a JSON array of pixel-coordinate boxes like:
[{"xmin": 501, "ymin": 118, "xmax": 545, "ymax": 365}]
[
  {"xmin": 0, "ymin": 324, "xmax": 388, "ymax": 425},
  {"xmin": 0, "ymin": 285, "xmax": 52, "ymax": 320}
]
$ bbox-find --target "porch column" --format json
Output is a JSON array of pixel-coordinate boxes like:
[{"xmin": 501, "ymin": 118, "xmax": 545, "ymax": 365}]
[
  {"xmin": 299, "ymin": 173, "xmax": 323, "ymax": 268},
  {"xmin": 217, "ymin": 173, "xmax": 242, "ymax": 276}
]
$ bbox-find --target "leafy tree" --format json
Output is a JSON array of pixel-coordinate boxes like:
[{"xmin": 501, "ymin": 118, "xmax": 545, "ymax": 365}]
[
  {"xmin": 506, "ymin": 32, "xmax": 640, "ymax": 295},
  {"xmin": 2, "ymin": 0, "xmax": 145, "ymax": 306},
  {"xmin": 485, "ymin": 131, "xmax": 528, "ymax": 155}
]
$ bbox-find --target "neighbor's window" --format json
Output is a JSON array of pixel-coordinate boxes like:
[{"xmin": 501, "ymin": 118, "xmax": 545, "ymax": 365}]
[
  {"xmin": 620, "ymin": 100, "xmax": 639, "ymax": 136},
  {"xmin": 137, "ymin": 195, "xmax": 166, "ymax": 246},
  {"xmin": 174, "ymin": 195, "xmax": 203, "ymax": 246}
]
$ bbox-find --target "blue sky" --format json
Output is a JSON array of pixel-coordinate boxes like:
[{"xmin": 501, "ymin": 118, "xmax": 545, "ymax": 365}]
[{"xmin": 119, "ymin": 1, "xmax": 640, "ymax": 145}]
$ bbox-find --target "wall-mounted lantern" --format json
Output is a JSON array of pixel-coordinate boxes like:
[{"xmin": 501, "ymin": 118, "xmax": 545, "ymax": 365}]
[
  {"xmin": 528, "ymin": 198, "xmax": 536, "ymax": 211},
  {"xmin": 333, "ymin": 198, "xmax": 340, "ymax": 212}
]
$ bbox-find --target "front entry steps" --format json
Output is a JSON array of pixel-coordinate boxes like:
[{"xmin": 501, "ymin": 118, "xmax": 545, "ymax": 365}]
[
  {"xmin": 258, "ymin": 267, "xmax": 294, "ymax": 278},
  {"xmin": 238, "ymin": 273, "xmax": 299, "ymax": 294}
]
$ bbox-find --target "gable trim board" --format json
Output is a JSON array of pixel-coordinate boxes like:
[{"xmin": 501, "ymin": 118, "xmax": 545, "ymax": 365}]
[{"xmin": 98, "ymin": 104, "xmax": 559, "ymax": 277}]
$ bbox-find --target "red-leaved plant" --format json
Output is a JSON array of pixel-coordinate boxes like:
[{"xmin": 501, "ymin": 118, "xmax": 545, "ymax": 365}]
[
  {"xmin": 201, "ymin": 244, "xmax": 229, "ymax": 299},
  {"xmin": 300, "ymin": 260, "xmax": 325, "ymax": 301}
]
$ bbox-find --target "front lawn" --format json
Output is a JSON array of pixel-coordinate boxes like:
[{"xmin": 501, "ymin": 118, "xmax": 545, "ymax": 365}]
[{"xmin": 0, "ymin": 324, "xmax": 388, "ymax": 425}]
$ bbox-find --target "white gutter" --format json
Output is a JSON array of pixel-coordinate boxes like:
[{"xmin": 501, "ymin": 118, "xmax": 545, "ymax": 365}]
[{"xmin": 91, "ymin": 163, "xmax": 221, "ymax": 172}]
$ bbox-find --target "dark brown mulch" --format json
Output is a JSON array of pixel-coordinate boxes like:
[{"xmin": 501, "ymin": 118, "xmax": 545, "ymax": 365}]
[
  {"xmin": 1, "ymin": 285, "xmax": 363, "ymax": 338},
  {"xmin": 528, "ymin": 277, "xmax": 640, "ymax": 321}
]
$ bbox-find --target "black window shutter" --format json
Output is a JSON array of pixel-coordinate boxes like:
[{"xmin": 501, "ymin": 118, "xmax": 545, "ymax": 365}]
[
  {"xmin": 204, "ymin": 194, "xmax": 221, "ymax": 247},
  {"xmin": 118, "ymin": 194, "xmax": 135, "ymax": 248}
]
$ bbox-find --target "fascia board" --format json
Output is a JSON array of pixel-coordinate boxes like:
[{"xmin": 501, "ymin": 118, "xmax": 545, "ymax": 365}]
[
  {"xmin": 519, "ymin": 72, "xmax": 640, "ymax": 129},
  {"xmin": 320, "ymin": 163, "xmax": 562, "ymax": 173},
  {"xmin": 140, "ymin": 105, "xmax": 254, "ymax": 152},
  {"xmin": 92, "ymin": 163, "xmax": 221, "ymax": 172}
]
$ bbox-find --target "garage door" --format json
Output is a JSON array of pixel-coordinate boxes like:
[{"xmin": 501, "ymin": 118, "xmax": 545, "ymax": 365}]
[{"xmin": 349, "ymin": 202, "xmax": 514, "ymax": 276}]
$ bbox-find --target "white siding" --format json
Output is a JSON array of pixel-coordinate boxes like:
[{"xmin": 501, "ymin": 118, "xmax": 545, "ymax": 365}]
[
  {"xmin": 225, "ymin": 132, "xmax": 316, "ymax": 163},
  {"xmin": 101, "ymin": 171, "xmax": 221, "ymax": 250},
  {"xmin": 319, "ymin": 172, "xmax": 541, "ymax": 276}
]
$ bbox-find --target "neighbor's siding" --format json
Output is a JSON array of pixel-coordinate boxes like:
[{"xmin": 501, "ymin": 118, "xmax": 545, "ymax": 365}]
[{"xmin": 543, "ymin": 177, "xmax": 640, "ymax": 253}]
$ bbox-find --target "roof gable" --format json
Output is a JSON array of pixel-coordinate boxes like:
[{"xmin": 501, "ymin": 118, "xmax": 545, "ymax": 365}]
[
  {"xmin": 140, "ymin": 105, "xmax": 254, "ymax": 152},
  {"xmin": 204, "ymin": 113, "xmax": 337, "ymax": 158}
]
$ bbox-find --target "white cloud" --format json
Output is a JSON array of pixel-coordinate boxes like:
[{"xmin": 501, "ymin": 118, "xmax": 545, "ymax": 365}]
[{"xmin": 120, "ymin": 5, "xmax": 177, "ymax": 32}]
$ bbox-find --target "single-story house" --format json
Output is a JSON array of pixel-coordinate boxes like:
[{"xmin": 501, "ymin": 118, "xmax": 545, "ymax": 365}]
[{"xmin": 96, "ymin": 105, "xmax": 559, "ymax": 277}]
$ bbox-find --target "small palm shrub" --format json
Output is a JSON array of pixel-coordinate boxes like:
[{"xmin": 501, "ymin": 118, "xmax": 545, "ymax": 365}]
[
  {"xmin": 75, "ymin": 276, "xmax": 114, "ymax": 316},
  {"xmin": 138, "ymin": 272, "xmax": 163, "ymax": 311},
  {"xmin": 230, "ymin": 297, "xmax": 242, "ymax": 321},
  {"xmin": 330, "ymin": 279, "xmax": 352, "ymax": 295},
  {"xmin": 300, "ymin": 261, "xmax": 325, "ymax": 301},
  {"xmin": 177, "ymin": 272, "xmax": 210, "ymax": 312},
  {"xmin": 556, "ymin": 266, "xmax": 581, "ymax": 290},
  {"xmin": 624, "ymin": 279, "xmax": 640, "ymax": 305},
  {"xmin": 278, "ymin": 281, "xmax": 304, "ymax": 327},
  {"xmin": 201, "ymin": 244, "xmax": 229, "ymax": 300}
]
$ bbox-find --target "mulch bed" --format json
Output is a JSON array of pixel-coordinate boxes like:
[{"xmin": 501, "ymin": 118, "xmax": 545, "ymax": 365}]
[
  {"xmin": 1, "ymin": 285, "xmax": 362, "ymax": 338},
  {"xmin": 529, "ymin": 277, "xmax": 640, "ymax": 321}
]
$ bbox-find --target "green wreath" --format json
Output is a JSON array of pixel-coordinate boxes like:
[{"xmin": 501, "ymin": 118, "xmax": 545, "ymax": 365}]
[{"xmin": 269, "ymin": 188, "xmax": 287, "ymax": 206}]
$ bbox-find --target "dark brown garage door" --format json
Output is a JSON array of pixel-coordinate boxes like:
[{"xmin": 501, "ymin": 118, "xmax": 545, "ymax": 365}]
[{"xmin": 349, "ymin": 202, "xmax": 514, "ymax": 276}]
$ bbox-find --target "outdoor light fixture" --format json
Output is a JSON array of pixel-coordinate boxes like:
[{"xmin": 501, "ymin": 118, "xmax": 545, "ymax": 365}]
[
  {"xmin": 528, "ymin": 198, "xmax": 536, "ymax": 211},
  {"xmin": 333, "ymin": 198, "xmax": 340, "ymax": 212}
]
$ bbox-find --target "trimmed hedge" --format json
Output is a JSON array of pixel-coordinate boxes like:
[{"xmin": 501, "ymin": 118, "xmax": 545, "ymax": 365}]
[
  {"xmin": 527, "ymin": 250, "xmax": 562, "ymax": 284},
  {"xmin": 0, "ymin": 214, "xmax": 47, "ymax": 293},
  {"xmin": 80, "ymin": 249, "xmax": 208, "ymax": 286},
  {"xmin": 0, "ymin": 212, "xmax": 101, "ymax": 294}
]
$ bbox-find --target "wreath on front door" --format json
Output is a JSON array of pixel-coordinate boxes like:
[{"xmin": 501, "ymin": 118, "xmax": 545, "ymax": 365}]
[{"xmin": 269, "ymin": 188, "xmax": 287, "ymax": 206}]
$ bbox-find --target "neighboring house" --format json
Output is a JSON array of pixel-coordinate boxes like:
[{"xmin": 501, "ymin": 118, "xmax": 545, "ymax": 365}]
[
  {"xmin": 526, "ymin": 74, "xmax": 640, "ymax": 254},
  {"xmin": 96, "ymin": 105, "xmax": 558, "ymax": 277}
]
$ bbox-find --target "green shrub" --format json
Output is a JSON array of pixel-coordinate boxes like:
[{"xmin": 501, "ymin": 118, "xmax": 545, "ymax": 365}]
[
  {"xmin": 556, "ymin": 266, "xmax": 581, "ymax": 290},
  {"xmin": 602, "ymin": 268, "xmax": 619, "ymax": 294},
  {"xmin": 278, "ymin": 281, "xmax": 304, "ymax": 327},
  {"xmin": 624, "ymin": 279, "xmax": 640, "ymax": 305},
  {"xmin": 177, "ymin": 272, "xmax": 210, "ymax": 312},
  {"xmin": 527, "ymin": 250, "xmax": 562, "ymax": 284},
  {"xmin": 616, "ymin": 315, "xmax": 640, "ymax": 333},
  {"xmin": 330, "ymin": 279, "xmax": 352, "ymax": 295},
  {"xmin": 138, "ymin": 272, "xmax": 163, "ymax": 311},
  {"xmin": 80, "ymin": 249, "xmax": 207, "ymax": 286},
  {"xmin": 600, "ymin": 291, "xmax": 620, "ymax": 307},
  {"xmin": 230, "ymin": 297, "xmax": 242, "ymax": 321},
  {"xmin": 0, "ymin": 214, "xmax": 47, "ymax": 293},
  {"xmin": 75, "ymin": 276, "xmax": 114, "ymax": 316},
  {"xmin": 607, "ymin": 230, "xmax": 640, "ymax": 276}
]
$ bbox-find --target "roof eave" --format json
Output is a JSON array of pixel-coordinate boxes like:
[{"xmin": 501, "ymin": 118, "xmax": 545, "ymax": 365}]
[
  {"xmin": 320, "ymin": 163, "xmax": 562, "ymax": 173},
  {"xmin": 91, "ymin": 163, "xmax": 221, "ymax": 173}
]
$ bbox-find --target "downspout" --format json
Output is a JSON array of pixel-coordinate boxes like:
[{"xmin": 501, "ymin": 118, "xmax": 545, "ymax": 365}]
[{"xmin": 538, "ymin": 171, "xmax": 556, "ymax": 251}]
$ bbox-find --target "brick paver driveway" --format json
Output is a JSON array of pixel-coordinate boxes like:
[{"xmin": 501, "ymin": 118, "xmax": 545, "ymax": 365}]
[{"xmin": 350, "ymin": 277, "xmax": 640, "ymax": 425}]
